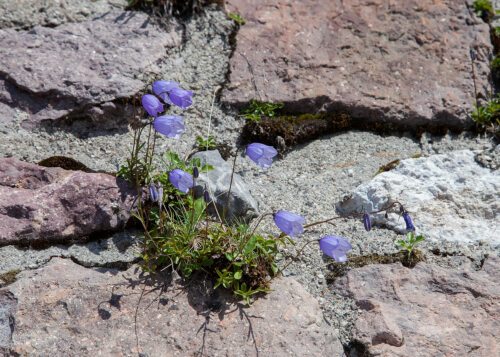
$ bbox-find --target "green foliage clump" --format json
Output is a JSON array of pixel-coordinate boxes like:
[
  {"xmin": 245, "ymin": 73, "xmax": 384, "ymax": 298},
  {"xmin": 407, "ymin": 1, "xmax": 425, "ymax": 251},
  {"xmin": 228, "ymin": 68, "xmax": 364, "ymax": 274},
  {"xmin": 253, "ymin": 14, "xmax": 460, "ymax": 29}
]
[
  {"xmin": 396, "ymin": 232, "xmax": 425, "ymax": 260},
  {"xmin": 195, "ymin": 135, "xmax": 217, "ymax": 151},
  {"xmin": 473, "ymin": 0, "xmax": 495, "ymax": 22},
  {"xmin": 471, "ymin": 97, "xmax": 500, "ymax": 130},
  {"xmin": 241, "ymin": 100, "xmax": 284, "ymax": 123},
  {"xmin": 228, "ymin": 12, "xmax": 246, "ymax": 26},
  {"xmin": 142, "ymin": 197, "xmax": 290, "ymax": 305}
]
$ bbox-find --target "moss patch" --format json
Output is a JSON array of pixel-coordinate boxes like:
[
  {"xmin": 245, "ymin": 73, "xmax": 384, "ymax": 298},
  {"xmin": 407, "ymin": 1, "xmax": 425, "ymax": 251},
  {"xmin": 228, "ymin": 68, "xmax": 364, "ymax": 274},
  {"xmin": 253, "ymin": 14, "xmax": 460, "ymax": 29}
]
[
  {"xmin": 325, "ymin": 250, "xmax": 426, "ymax": 284},
  {"xmin": 0, "ymin": 269, "xmax": 21, "ymax": 286},
  {"xmin": 38, "ymin": 156, "xmax": 94, "ymax": 172},
  {"xmin": 241, "ymin": 112, "xmax": 351, "ymax": 152},
  {"xmin": 375, "ymin": 159, "xmax": 400, "ymax": 175}
]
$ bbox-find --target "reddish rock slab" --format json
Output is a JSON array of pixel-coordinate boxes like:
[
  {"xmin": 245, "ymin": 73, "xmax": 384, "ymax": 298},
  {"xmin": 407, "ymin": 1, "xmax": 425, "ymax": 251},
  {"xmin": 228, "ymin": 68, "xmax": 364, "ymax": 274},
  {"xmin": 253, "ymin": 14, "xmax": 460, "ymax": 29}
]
[
  {"xmin": 335, "ymin": 258, "xmax": 500, "ymax": 356},
  {"xmin": 0, "ymin": 158, "xmax": 135, "ymax": 246},
  {"xmin": 0, "ymin": 10, "xmax": 181, "ymax": 126},
  {"xmin": 223, "ymin": 0, "xmax": 492, "ymax": 130},
  {"xmin": 1, "ymin": 258, "xmax": 342, "ymax": 356}
]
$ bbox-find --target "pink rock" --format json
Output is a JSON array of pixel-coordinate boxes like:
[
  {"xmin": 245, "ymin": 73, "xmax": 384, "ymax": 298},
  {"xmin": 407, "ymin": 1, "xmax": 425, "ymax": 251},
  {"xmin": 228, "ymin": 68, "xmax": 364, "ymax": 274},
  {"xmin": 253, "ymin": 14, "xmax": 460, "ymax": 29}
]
[
  {"xmin": 223, "ymin": 0, "xmax": 492, "ymax": 130},
  {"xmin": 1, "ymin": 258, "xmax": 343, "ymax": 355},
  {"xmin": 336, "ymin": 258, "xmax": 500, "ymax": 356},
  {"xmin": 0, "ymin": 158, "xmax": 136, "ymax": 246}
]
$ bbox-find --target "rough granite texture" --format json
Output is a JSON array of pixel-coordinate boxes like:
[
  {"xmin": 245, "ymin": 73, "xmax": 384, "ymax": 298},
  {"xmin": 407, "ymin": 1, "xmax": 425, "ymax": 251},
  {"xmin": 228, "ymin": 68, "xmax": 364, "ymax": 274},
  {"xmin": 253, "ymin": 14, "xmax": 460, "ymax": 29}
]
[
  {"xmin": 335, "ymin": 258, "xmax": 500, "ymax": 356},
  {"xmin": 0, "ymin": 10, "xmax": 181, "ymax": 126},
  {"xmin": 0, "ymin": 230, "xmax": 141, "ymax": 279},
  {"xmin": 1, "ymin": 258, "xmax": 344, "ymax": 356},
  {"xmin": 0, "ymin": 157, "xmax": 136, "ymax": 246},
  {"xmin": 336, "ymin": 150, "xmax": 500, "ymax": 246},
  {"xmin": 223, "ymin": 0, "xmax": 492, "ymax": 129},
  {"xmin": 0, "ymin": 0, "xmax": 128, "ymax": 29}
]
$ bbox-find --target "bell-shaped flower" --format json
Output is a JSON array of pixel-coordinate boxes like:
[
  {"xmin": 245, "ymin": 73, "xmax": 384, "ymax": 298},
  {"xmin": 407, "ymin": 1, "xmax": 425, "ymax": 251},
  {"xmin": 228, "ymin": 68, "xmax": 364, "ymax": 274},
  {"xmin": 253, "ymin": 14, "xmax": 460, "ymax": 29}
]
[
  {"xmin": 168, "ymin": 87, "xmax": 193, "ymax": 109},
  {"xmin": 403, "ymin": 211, "xmax": 415, "ymax": 231},
  {"xmin": 149, "ymin": 183, "xmax": 160, "ymax": 202},
  {"xmin": 153, "ymin": 115, "xmax": 185, "ymax": 139},
  {"xmin": 273, "ymin": 210, "xmax": 305, "ymax": 237},
  {"xmin": 152, "ymin": 80, "xmax": 179, "ymax": 103},
  {"xmin": 142, "ymin": 94, "xmax": 164, "ymax": 117},
  {"xmin": 319, "ymin": 235, "xmax": 352, "ymax": 262},
  {"xmin": 169, "ymin": 169, "xmax": 194, "ymax": 194},
  {"xmin": 246, "ymin": 143, "xmax": 278, "ymax": 169},
  {"xmin": 363, "ymin": 212, "xmax": 372, "ymax": 231}
]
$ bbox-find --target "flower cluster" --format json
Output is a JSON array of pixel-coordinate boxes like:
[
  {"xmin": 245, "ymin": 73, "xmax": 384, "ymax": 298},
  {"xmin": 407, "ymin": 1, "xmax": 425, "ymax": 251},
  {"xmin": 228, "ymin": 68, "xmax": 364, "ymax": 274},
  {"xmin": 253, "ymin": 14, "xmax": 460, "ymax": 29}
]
[
  {"xmin": 141, "ymin": 80, "xmax": 417, "ymax": 265},
  {"xmin": 142, "ymin": 80, "xmax": 193, "ymax": 140}
]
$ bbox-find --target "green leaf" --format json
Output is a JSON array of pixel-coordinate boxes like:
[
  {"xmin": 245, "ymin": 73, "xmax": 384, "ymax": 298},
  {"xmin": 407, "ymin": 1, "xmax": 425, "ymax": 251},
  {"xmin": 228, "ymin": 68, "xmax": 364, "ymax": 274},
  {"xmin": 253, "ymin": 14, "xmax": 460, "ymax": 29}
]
[{"xmin": 233, "ymin": 271, "xmax": 242, "ymax": 280}]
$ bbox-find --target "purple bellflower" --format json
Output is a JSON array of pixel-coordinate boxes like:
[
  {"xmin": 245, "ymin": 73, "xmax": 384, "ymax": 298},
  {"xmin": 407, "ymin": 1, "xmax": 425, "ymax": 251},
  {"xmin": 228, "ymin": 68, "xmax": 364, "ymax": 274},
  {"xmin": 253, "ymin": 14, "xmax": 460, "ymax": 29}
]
[
  {"xmin": 169, "ymin": 169, "xmax": 194, "ymax": 194},
  {"xmin": 152, "ymin": 80, "xmax": 193, "ymax": 109},
  {"xmin": 363, "ymin": 212, "xmax": 372, "ymax": 231},
  {"xmin": 153, "ymin": 80, "xmax": 179, "ymax": 102},
  {"xmin": 149, "ymin": 183, "xmax": 163, "ymax": 209},
  {"xmin": 319, "ymin": 235, "xmax": 352, "ymax": 262},
  {"xmin": 246, "ymin": 143, "xmax": 278, "ymax": 169},
  {"xmin": 153, "ymin": 115, "xmax": 185, "ymax": 139},
  {"xmin": 149, "ymin": 183, "xmax": 160, "ymax": 202},
  {"xmin": 273, "ymin": 210, "xmax": 305, "ymax": 237},
  {"xmin": 142, "ymin": 94, "xmax": 164, "ymax": 117},
  {"xmin": 168, "ymin": 87, "xmax": 193, "ymax": 109},
  {"xmin": 402, "ymin": 211, "xmax": 415, "ymax": 231}
]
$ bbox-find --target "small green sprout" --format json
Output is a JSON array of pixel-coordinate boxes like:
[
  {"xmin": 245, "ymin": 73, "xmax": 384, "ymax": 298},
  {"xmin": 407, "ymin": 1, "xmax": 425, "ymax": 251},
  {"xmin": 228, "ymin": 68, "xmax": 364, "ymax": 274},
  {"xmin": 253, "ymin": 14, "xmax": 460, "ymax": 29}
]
[
  {"xmin": 241, "ymin": 100, "xmax": 284, "ymax": 123},
  {"xmin": 228, "ymin": 12, "xmax": 246, "ymax": 26},
  {"xmin": 195, "ymin": 135, "xmax": 217, "ymax": 151},
  {"xmin": 472, "ymin": 0, "xmax": 494, "ymax": 22},
  {"xmin": 396, "ymin": 232, "xmax": 425, "ymax": 260}
]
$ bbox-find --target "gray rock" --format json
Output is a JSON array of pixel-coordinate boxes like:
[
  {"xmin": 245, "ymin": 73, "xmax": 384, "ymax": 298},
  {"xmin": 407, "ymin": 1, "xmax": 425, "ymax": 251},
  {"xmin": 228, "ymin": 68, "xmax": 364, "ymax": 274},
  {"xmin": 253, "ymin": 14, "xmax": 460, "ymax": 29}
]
[
  {"xmin": 0, "ymin": 0, "xmax": 128, "ymax": 29},
  {"xmin": 336, "ymin": 150, "xmax": 500, "ymax": 246},
  {"xmin": 223, "ymin": 0, "xmax": 491, "ymax": 130},
  {"xmin": 2, "ymin": 258, "xmax": 343, "ymax": 356},
  {"xmin": 0, "ymin": 157, "xmax": 136, "ymax": 246},
  {"xmin": 335, "ymin": 257, "xmax": 500, "ymax": 356},
  {"xmin": 192, "ymin": 150, "xmax": 259, "ymax": 222},
  {"xmin": 475, "ymin": 144, "xmax": 500, "ymax": 170},
  {"xmin": 0, "ymin": 10, "xmax": 181, "ymax": 126},
  {"xmin": 0, "ymin": 230, "xmax": 141, "ymax": 279}
]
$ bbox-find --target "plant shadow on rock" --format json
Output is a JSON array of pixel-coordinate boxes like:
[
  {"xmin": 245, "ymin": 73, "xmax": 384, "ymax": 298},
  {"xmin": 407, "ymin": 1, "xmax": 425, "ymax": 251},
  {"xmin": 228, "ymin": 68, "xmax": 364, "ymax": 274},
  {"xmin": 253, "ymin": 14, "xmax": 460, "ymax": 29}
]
[{"xmin": 97, "ymin": 268, "xmax": 262, "ymax": 356}]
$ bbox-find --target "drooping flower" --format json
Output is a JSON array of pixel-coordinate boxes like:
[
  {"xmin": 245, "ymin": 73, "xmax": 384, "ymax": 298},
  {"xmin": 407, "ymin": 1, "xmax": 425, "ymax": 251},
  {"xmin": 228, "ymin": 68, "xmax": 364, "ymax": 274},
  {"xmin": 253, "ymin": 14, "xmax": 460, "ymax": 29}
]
[
  {"xmin": 152, "ymin": 80, "xmax": 193, "ymax": 109},
  {"xmin": 169, "ymin": 169, "xmax": 194, "ymax": 194},
  {"xmin": 319, "ymin": 235, "xmax": 352, "ymax": 262},
  {"xmin": 402, "ymin": 211, "xmax": 415, "ymax": 231},
  {"xmin": 203, "ymin": 189, "xmax": 211, "ymax": 204},
  {"xmin": 142, "ymin": 94, "xmax": 164, "ymax": 117},
  {"xmin": 168, "ymin": 87, "xmax": 193, "ymax": 109},
  {"xmin": 273, "ymin": 210, "xmax": 305, "ymax": 237},
  {"xmin": 363, "ymin": 212, "xmax": 372, "ymax": 231},
  {"xmin": 193, "ymin": 166, "xmax": 199, "ymax": 179},
  {"xmin": 246, "ymin": 143, "xmax": 278, "ymax": 169},
  {"xmin": 153, "ymin": 115, "xmax": 185, "ymax": 138},
  {"xmin": 152, "ymin": 80, "xmax": 179, "ymax": 102},
  {"xmin": 149, "ymin": 183, "xmax": 160, "ymax": 202}
]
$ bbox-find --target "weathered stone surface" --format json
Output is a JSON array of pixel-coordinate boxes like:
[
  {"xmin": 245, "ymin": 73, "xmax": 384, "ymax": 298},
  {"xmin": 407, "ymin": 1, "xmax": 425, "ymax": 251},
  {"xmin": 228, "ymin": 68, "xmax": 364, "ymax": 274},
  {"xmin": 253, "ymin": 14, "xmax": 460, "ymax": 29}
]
[
  {"xmin": 336, "ymin": 258, "xmax": 500, "ymax": 356},
  {"xmin": 0, "ymin": 157, "xmax": 136, "ymax": 246},
  {"xmin": 0, "ymin": 230, "xmax": 141, "ymax": 279},
  {"xmin": 192, "ymin": 150, "xmax": 259, "ymax": 222},
  {"xmin": 223, "ymin": 0, "xmax": 491, "ymax": 130},
  {"xmin": 0, "ymin": 10, "xmax": 181, "ymax": 126},
  {"xmin": 337, "ymin": 150, "xmax": 500, "ymax": 246},
  {"xmin": 1, "ymin": 258, "xmax": 342, "ymax": 356},
  {"xmin": 0, "ymin": 0, "xmax": 127, "ymax": 29}
]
